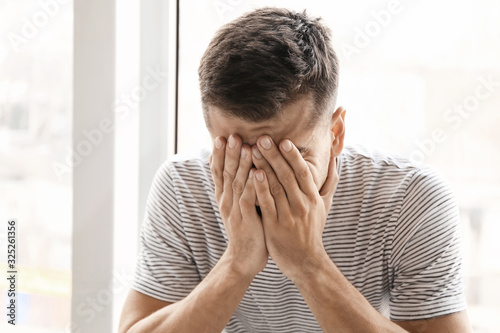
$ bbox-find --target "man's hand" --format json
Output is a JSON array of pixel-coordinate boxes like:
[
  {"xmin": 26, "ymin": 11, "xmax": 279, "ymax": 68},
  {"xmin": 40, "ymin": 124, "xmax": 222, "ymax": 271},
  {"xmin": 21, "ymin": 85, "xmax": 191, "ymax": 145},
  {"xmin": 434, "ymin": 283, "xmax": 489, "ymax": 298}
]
[
  {"xmin": 210, "ymin": 135, "xmax": 269, "ymax": 278},
  {"xmin": 251, "ymin": 136, "xmax": 339, "ymax": 281}
]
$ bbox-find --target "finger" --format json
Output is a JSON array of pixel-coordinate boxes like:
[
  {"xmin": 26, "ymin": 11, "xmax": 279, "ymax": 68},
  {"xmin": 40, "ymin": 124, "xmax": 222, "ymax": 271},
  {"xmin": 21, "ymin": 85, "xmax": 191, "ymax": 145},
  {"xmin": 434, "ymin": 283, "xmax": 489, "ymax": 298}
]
[
  {"xmin": 239, "ymin": 169, "xmax": 260, "ymax": 222},
  {"xmin": 319, "ymin": 145, "xmax": 339, "ymax": 204},
  {"xmin": 223, "ymin": 134, "xmax": 242, "ymax": 201},
  {"xmin": 232, "ymin": 144, "xmax": 253, "ymax": 207},
  {"xmin": 252, "ymin": 146, "xmax": 291, "ymax": 216},
  {"xmin": 253, "ymin": 170, "xmax": 278, "ymax": 222},
  {"xmin": 279, "ymin": 139, "xmax": 317, "ymax": 197},
  {"xmin": 254, "ymin": 136, "xmax": 303, "ymax": 205},
  {"xmin": 210, "ymin": 136, "xmax": 226, "ymax": 202}
]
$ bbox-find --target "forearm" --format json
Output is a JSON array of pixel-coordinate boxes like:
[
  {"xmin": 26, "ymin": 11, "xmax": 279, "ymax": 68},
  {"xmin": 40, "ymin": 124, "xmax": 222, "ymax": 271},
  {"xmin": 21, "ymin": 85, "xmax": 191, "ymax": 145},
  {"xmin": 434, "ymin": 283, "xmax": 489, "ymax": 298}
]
[
  {"xmin": 128, "ymin": 251, "xmax": 253, "ymax": 333},
  {"xmin": 292, "ymin": 252, "xmax": 407, "ymax": 333}
]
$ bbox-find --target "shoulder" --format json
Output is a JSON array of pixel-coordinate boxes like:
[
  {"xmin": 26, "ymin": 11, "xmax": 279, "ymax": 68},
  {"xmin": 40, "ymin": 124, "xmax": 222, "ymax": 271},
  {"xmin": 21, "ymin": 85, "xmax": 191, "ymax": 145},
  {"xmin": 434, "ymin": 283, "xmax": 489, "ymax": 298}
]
[
  {"xmin": 340, "ymin": 145, "xmax": 458, "ymax": 217},
  {"xmin": 398, "ymin": 166, "xmax": 458, "ymax": 235},
  {"xmin": 154, "ymin": 148, "xmax": 212, "ymax": 187},
  {"xmin": 337, "ymin": 145, "xmax": 457, "ymax": 222},
  {"xmin": 388, "ymin": 160, "xmax": 460, "ymax": 265},
  {"xmin": 146, "ymin": 148, "xmax": 215, "ymax": 210},
  {"xmin": 340, "ymin": 144, "xmax": 420, "ymax": 172},
  {"xmin": 338, "ymin": 145, "xmax": 427, "ymax": 193}
]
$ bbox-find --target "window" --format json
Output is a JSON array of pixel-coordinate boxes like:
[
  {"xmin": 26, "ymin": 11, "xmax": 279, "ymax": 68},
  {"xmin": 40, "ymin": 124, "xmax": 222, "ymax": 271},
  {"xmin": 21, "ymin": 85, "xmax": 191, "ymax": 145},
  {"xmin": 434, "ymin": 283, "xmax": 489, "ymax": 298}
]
[{"xmin": 0, "ymin": 0, "xmax": 73, "ymax": 331}]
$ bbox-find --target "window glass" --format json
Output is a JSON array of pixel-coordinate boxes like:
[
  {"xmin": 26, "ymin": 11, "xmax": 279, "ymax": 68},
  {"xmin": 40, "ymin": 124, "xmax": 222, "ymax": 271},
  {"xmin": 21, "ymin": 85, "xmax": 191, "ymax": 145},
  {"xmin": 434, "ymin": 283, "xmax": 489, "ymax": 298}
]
[{"xmin": 0, "ymin": 0, "xmax": 73, "ymax": 331}]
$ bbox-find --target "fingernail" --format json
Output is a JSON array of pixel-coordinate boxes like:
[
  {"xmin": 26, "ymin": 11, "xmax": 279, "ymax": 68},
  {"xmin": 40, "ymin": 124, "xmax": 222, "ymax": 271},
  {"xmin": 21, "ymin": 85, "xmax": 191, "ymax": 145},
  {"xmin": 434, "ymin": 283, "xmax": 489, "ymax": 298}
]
[
  {"xmin": 256, "ymin": 172, "xmax": 264, "ymax": 182},
  {"xmin": 241, "ymin": 147, "xmax": 247, "ymax": 158},
  {"xmin": 281, "ymin": 140, "xmax": 293, "ymax": 152},
  {"xmin": 260, "ymin": 137, "xmax": 272, "ymax": 149},
  {"xmin": 228, "ymin": 135, "xmax": 236, "ymax": 149},
  {"xmin": 249, "ymin": 169, "xmax": 254, "ymax": 179},
  {"xmin": 215, "ymin": 137, "xmax": 223, "ymax": 149},
  {"xmin": 252, "ymin": 147, "xmax": 263, "ymax": 159}
]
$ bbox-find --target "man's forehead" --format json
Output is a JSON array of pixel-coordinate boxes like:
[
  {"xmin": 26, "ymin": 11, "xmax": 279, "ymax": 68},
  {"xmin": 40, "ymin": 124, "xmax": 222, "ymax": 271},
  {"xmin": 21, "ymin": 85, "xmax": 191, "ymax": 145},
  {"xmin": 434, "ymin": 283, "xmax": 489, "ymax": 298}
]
[
  {"xmin": 206, "ymin": 97, "xmax": 319, "ymax": 144},
  {"xmin": 207, "ymin": 106, "xmax": 312, "ymax": 146}
]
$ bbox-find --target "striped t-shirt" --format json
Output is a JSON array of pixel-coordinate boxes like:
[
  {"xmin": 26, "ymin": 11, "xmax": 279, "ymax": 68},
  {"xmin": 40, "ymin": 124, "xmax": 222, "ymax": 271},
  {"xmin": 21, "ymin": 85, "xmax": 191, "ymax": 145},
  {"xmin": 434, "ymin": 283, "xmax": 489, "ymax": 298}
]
[{"xmin": 132, "ymin": 145, "xmax": 467, "ymax": 332}]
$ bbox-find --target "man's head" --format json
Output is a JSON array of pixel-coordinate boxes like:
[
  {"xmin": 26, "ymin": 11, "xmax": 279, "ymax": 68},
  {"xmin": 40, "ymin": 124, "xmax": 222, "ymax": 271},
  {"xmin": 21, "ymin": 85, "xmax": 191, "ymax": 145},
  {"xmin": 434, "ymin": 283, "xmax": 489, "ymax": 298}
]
[
  {"xmin": 199, "ymin": 7, "xmax": 346, "ymax": 191},
  {"xmin": 199, "ymin": 7, "xmax": 340, "ymax": 125}
]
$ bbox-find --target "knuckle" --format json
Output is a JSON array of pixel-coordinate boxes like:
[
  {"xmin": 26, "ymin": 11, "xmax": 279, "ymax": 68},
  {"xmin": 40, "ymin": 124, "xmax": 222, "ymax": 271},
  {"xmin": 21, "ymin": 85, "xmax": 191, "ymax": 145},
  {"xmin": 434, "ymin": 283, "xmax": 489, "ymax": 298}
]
[
  {"xmin": 270, "ymin": 183, "xmax": 284, "ymax": 196},
  {"xmin": 223, "ymin": 169, "xmax": 235, "ymax": 183},
  {"xmin": 211, "ymin": 166, "xmax": 221, "ymax": 179},
  {"xmin": 226, "ymin": 215, "xmax": 238, "ymax": 228},
  {"xmin": 219, "ymin": 198, "xmax": 231, "ymax": 214},
  {"xmin": 232, "ymin": 179, "xmax": 244, "ymax": 194},
  {"xmin": 295, "ymin": 202, "xmax": 308, "ymax": 217},
  {"xmin": 283, "ymin": 170, "xmax": 296, "ymax": 184},
  {"xmin": 239, "ymin": 196, "xmax": 250, "ymax": 209},
  {"xmin": 259, "ymin": 201, "xmax": 273, "ymax": 212},
  {"xmin": 299, "ymin": 167, "xmax": 309, "ymax": 179}
]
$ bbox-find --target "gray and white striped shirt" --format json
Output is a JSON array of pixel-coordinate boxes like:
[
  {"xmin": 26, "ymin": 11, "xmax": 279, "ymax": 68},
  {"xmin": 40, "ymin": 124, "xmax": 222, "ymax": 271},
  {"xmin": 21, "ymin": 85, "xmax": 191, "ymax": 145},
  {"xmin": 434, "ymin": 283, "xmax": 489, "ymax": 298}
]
[{"xmin": 132, "ymin": 145, "xmax": 467, "ymax": 332}]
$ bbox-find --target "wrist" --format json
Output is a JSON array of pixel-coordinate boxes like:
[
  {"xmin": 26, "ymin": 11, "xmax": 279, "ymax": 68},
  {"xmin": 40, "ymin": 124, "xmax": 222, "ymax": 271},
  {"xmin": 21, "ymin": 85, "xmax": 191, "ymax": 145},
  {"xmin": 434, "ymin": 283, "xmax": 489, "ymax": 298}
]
[
  {"xmin": 220, "ymin": 248, "xmax": 259, "ymax": 282},
  {"xmin": 290, "ymin": 249, "xmax": 332, "ymax": 286}
]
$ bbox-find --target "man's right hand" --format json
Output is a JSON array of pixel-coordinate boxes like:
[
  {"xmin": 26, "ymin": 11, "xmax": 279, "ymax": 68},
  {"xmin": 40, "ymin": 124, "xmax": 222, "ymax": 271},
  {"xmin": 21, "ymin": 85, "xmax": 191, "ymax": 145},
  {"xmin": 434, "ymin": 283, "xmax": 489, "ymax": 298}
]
[
  {"xmin": 210, "ymin": 134, "xmax": 269, "ymax": 278},
  {"xmin": 120, "ymin": 135, "xmax": 268, "ymax": 332}
]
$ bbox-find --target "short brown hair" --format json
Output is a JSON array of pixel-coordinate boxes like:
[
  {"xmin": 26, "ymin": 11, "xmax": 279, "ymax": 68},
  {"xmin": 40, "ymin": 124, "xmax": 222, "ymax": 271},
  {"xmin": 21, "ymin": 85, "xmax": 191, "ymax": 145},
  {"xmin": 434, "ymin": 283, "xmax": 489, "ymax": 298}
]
[{"xmin": 198, "ymin": 7, "xmax": 339, "ymax": 126}]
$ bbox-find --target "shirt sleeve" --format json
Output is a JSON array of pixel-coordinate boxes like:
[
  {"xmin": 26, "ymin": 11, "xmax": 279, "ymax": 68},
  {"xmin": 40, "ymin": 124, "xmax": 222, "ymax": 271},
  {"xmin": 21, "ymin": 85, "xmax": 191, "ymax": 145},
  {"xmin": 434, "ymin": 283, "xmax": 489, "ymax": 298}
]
[
  {"xmin": 389, "ymin": 168, "xmax": 467, "ymax": 320},
  {"xmin": 131, "ymin": 161, "xmax": 201, "ymax": 303}
]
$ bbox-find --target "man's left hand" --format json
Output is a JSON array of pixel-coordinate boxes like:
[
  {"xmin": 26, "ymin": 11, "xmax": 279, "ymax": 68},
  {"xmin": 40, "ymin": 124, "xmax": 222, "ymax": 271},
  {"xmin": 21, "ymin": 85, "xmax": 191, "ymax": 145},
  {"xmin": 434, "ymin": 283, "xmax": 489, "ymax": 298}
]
[{"xmin": 251, "ymin": 136, "xmax": 339, "ymax": 280}]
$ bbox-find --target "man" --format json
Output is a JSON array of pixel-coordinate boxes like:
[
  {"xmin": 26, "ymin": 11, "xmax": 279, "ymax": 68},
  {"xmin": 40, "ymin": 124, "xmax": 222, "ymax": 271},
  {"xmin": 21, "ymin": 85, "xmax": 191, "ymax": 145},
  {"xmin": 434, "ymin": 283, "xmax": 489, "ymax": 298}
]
[{"xmin": 119, "ymin": 7, "xmax": 471, "ymax": 333}]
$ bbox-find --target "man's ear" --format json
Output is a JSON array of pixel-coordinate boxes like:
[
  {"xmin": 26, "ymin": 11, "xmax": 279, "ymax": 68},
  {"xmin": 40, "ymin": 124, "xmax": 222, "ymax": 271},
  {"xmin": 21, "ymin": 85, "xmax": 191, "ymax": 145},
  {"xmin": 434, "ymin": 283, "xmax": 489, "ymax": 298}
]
[{"xmin": 329, "ymin": 106, "xmax": 346, "ymax": 157}]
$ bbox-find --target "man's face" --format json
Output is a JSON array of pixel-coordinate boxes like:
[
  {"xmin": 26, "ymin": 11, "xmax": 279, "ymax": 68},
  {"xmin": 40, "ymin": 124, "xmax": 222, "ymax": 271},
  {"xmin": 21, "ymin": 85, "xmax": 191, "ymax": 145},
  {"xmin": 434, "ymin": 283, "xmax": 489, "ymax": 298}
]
[{"xmin": 207, "ymin": 96, "xmax": 343, "ymax": 192}]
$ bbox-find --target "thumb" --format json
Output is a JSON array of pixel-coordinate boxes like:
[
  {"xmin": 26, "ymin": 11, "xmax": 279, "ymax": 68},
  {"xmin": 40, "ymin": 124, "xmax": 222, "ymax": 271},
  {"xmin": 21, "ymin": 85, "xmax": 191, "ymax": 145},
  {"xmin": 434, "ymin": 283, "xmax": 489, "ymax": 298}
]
[
  {"xmin": 319, "ymin": 145, "xmax": 339, "ymax": 205},
  {"xmin": 240, "ymin": 169, "xmax": 260, "ymax": 222}
]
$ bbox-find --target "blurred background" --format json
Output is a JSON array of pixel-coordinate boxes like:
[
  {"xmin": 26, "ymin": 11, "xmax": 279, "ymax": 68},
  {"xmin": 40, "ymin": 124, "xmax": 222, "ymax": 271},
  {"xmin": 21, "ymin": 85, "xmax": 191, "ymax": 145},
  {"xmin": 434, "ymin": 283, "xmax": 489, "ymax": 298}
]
[{"xmin": 0, "ymin": 0, "xmax": 499, "ymax": 332}]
